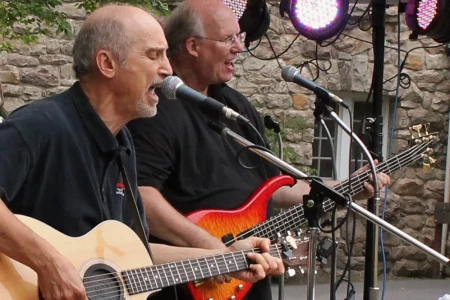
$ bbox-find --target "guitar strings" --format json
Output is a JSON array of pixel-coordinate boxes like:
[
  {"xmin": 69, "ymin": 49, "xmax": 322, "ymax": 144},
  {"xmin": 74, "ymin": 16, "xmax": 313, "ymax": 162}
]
[
  {"xmin": 237, "ymin": 141, "xmax": 432, "ymax": 241},
  {"xmin": 83, "ymin": 255, "xmax": 256, "ymax": 298},
  {"xmin": 82, "ymin": 244, "xmax": 284, "ymax": 298}
]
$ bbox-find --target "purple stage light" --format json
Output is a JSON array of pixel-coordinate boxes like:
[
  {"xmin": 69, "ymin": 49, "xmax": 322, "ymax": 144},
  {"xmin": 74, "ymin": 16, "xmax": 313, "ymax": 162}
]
[
  {"xmin": 287, "ymin": 0, "xmax": 349, "ymax": 41},
  {"xmin": 417, "ymin": 0, "xmax": 438, "ymax": 30}
]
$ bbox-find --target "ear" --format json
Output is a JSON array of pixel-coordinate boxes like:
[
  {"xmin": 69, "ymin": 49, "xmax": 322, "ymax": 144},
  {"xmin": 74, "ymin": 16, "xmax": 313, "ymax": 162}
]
[
  {"xmin": 185, "ymin": 37, "xmax": 200, "ymax": 58},
  {"xmin": 96, "ymin": 50, "xmax": 117, "ymax": 78}
]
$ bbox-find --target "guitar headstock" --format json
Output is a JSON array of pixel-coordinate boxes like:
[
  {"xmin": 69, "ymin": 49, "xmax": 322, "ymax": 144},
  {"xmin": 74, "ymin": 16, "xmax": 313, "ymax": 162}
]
[
  {"xmin": 408, "ymin": 123, "xmax": 439, "ymax": 172},
  {"xmin": 276, "ymin": 230, "xmax": 330, "ymax": 277},
  {"xmin": 278, "ymin": 232, "xmax": 309, "ymax": 266}
]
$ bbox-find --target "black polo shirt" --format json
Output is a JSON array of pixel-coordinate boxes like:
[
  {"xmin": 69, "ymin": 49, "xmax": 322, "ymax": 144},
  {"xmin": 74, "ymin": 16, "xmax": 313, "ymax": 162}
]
[
  {"xmin": 0, "ymin": 82, "xmax": 149, "ymax": 238},
  {"xmin": 0, "ymin": 186, "xmax": 7, "ymax": 202}
]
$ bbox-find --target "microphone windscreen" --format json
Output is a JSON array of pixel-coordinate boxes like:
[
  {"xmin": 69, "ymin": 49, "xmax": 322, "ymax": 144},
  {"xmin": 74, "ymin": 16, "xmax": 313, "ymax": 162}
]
[
  {"xmin": 161, "ymin": 76, "xmax": 183, "ymax": 100},
  {"xmin": 281, "ymin": 66, "xmax": 297, "ymax": 82}
]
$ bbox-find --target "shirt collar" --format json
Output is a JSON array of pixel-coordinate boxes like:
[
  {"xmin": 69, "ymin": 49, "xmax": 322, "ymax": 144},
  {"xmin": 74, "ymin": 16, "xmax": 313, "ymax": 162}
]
[{"xmin": 69, "ymin": 81, "xmax": 132, "ymax": 155}]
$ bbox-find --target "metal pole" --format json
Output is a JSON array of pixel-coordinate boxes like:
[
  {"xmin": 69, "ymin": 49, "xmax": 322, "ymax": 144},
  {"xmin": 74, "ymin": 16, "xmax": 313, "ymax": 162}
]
[
  {"xmin": 365, "ymin": 0, "xmax": 386, "ymax": 299},
  {"xmin": 307, "ymin": 228, "xmax": 320, "ymax": 300}
]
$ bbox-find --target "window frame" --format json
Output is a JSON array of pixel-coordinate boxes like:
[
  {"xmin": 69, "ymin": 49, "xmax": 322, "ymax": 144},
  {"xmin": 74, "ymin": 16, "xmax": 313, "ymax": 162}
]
[{"xmin": 312, "ymin": 92, "xmax": 391, "ymax": 180}]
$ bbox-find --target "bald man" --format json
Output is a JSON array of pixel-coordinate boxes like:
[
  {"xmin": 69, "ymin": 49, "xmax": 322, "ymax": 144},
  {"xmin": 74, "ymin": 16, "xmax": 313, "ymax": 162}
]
[
  {"xmin": 128, "ymin": 0, "xmax": 390, "ymax": 299},
  {"xmin": 0, "ymin": 4, "xmax": 283, "ymax": 300}
]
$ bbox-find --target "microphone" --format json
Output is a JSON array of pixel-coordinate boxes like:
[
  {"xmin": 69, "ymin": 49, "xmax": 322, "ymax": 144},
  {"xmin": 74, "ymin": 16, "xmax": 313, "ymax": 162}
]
[
  {"xmin": 281, "ymin": 66, "xmax": 349, "ymax": 109},
  {"xmin": 161, "ymin": 76, "xmax": 250, "ymax": 124}
]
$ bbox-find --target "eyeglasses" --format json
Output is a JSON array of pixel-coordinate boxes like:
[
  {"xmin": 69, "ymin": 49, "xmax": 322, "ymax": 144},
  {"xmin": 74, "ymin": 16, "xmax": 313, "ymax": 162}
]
[{"xmin": 194, "ymin": 32, "xmax": 246, "ymax": 47}]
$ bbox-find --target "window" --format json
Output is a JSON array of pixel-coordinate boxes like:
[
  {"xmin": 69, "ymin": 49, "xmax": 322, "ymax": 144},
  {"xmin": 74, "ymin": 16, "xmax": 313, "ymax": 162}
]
[
  {"xmin": 312, "ymin": 103, "xmax": 338, "ymax": 178},
  {"xmin": 312, "ymin": 94, "xmax": 390, "ymax": 180}
]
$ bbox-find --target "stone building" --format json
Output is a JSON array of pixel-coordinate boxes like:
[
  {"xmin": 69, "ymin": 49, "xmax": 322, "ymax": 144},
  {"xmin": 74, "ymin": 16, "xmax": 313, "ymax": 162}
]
[{"xmin": 0, "ymin": 0, "xmax": 449, "ymax": 281}]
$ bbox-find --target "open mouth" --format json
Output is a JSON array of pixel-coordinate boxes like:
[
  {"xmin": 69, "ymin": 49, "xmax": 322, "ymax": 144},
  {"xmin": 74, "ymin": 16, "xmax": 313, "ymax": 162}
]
[
  {"xmin": 225, "ymin": 60, "xmax": 235, "ymax": 68},
  {"xmin": 148, "ymin": 80, "xmax": 163, "ymax": 96}
]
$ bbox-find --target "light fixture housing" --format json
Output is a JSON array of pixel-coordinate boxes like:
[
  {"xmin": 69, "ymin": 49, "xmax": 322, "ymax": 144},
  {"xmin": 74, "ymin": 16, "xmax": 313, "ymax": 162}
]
[
  {"xmin": 405, "ymin": 0, "xmax": 450, "ymax": 43},
  {"xmin": 281, "ymin": 0, "xmax": 350, "ymax": 42},
  {"xmin": 221, "ymin": 0, "xmax": 271, "ymax": 45}
]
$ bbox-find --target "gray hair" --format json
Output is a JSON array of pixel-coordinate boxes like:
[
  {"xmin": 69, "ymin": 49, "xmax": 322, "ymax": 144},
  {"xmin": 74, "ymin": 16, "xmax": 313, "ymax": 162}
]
[
  {"xmin": 163, "ymin": 2, "xmax": 205, "ymax": 58},
  {"xmin": 72, "ymin": 17, "xmax": 131, "ymax": 78}
]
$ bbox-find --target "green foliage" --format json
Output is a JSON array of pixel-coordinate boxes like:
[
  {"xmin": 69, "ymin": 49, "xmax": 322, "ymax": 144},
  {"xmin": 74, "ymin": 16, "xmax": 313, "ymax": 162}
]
[
  {"xmin": 0, "ymin": 0, "xmax": 169, "ymax": 51},
  {"xmin": 284, "ymin": 117, "xmax": 309, "ymax": 131},
  {"xmin": 79, "ymin": 0, "xmax": 168, "ymax": 15}
]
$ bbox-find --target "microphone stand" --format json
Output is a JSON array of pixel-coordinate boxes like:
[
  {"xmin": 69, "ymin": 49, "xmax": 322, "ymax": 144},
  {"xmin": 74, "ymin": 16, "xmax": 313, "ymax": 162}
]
[
  {"xmin": 208, "ymin": 119, "xmax": 450, "ymax": 300},
  {"xmin": 366, "ymin": 0, "xmax": 387, "ymax": 299}
]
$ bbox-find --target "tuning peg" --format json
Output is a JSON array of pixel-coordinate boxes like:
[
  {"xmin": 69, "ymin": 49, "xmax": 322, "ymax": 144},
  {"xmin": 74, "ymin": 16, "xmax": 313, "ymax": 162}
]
[
  {"xmin": 298, "ymin": 266, "xmax": 305, "ymax": 275},
  {"xmin": 285, "ymin": 235, "xmax": 298, "ymax": 249},
  {"xmin": 424, "ymin": 123, "xmax": 430, "ymax": 135},
  {"xmin": 411, "ymin": 124, "xmax": 423, "ymax": 137},
  {"xmin": 285, "ymin": 267, "xmax": 296, "ymax": 277}
]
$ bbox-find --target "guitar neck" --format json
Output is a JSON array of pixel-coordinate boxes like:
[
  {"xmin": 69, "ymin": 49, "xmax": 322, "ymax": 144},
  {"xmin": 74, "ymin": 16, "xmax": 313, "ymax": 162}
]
[
  {"xmin": 237, "ymin": 140, "xmax": 432, "ymax": 242},
  {"xmin": 120, "ymin": 245, "xmax": 281, "ymax": 296}
]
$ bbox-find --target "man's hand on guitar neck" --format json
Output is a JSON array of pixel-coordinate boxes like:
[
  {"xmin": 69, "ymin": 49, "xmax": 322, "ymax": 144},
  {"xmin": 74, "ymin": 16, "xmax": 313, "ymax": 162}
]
[
  {"xmin": 351, "ymin": 160, "xmax": 391, "ymax": 200},
  {"xmin": 272, "ymin": 160, "xmax": 391, "ymax": 208},
  {"xmin": 227, "ymin": 237, "xmax": 284, "ymax": 283}
]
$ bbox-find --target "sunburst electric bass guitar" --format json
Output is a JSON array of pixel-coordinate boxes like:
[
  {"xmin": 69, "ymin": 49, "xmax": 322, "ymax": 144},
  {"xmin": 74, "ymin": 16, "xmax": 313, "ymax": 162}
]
[
  {"xmin": 186, "ymin": 124, "xmax": 439, "ymax": 300},
  {"xmin": 0, "ymin": 215, "xmax": 309, "ymax": 300}
]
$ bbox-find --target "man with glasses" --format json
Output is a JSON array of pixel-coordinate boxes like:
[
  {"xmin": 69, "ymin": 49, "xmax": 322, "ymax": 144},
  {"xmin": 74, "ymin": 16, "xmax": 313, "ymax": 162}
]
[
  {"xmin": 127, "ymin": 1, "xmax": 280, "ymax": 299},
  {"xmin": 127, "ymin": 0, "xmax": 390, "ymax": 299}
]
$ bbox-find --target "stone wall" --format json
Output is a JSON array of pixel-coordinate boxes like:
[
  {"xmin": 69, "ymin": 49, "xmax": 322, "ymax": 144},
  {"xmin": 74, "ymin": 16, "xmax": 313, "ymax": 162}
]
[
  {"xmin": 1, "ymin": 1, "xmax": 450, "ymax": 281},
  {"xmin": 230, "ymin": 2, "xmax": 450, "ymax": 281}
]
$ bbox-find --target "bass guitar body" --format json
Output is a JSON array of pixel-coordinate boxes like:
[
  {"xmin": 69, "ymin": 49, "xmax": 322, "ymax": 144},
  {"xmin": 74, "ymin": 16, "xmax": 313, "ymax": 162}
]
[{"xmin": 186, "ymin": 175, "xmax": 296, "ymax": 300}]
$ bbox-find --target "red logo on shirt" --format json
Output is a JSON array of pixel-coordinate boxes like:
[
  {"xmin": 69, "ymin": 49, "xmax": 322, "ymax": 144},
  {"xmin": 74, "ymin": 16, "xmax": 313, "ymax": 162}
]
[{"xmin": 116, "ymin": 182, "xmax": 126, "ymax": 196}]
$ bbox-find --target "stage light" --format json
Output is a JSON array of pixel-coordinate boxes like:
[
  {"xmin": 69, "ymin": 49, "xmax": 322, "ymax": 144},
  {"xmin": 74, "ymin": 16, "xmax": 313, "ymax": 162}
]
[
  {"xmin": 221, "ymin": 0, "xmax": 271, "ymax": 45},
  {"xmin": 280, "ymin": 0, "xmax": 350, "ymax": 42},
  {"xmin": 405, "ymin": 0, "xmax": 450, "ymax": 43}
]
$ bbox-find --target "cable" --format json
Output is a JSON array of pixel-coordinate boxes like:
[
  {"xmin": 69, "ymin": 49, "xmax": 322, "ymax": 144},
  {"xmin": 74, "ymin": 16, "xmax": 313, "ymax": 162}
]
[
  {"xmin": 247, "ymin": 121, "xmax": 269, "ymax": 149},
  {"xmin": 265, "ymin": 33, "xmax": 283, "ymax": 68},
  {"xmin": 234, "ymin": 120, "xmax": 273, "ymax": 170},
  {"xmin": 338, "ymin": 33, "xmax": 443, "ymax": 91},
  {"xmin": 334, "ymin": 194, "xmax": 354, "ymax": 292},
  {"xmin": 245, "ymin": 32, "xmax": 300, "ymax": 64},
  {"xmin": 318, "ymin": 0, "xmax": 360, "ymax": 48},
  {"xmin": 235, "ymin": 144, "xmax": 276, "ymax": 170},
  {"xmin": 345, "ymin": 105, "xmax": 355, "ymax": 300},
  {"xmin": 242, "ymin": 37, "xmax": 262, "ymax": 52},
  {"xmin": 382, "ymin": 43, "xmax": 443, "ymax": 91},
  {"xmin": 348, "ymin": 0, "xmax": 373, "ymax": 26}
]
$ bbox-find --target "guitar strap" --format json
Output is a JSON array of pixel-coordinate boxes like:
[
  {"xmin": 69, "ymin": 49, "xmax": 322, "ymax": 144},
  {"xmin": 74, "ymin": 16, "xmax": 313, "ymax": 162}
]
[{"xmin": 116, "ymin": 153, "xmax": 154, "ymax": 259}]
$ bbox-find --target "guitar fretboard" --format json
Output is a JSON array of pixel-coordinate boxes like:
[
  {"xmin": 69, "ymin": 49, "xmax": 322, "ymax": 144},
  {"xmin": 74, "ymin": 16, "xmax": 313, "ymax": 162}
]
[
  {"xmin": 236, "ymin": 139, "xmax": 434, "ymax": 243},
  {"xmin": 120, "ymin": 244, "xmax": 281, "ymax": 295}
]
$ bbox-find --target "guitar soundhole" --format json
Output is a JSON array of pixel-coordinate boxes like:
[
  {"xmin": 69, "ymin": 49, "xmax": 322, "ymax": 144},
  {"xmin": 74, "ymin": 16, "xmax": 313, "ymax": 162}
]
[{"xmin": 83, "ymin": 263, "xmax": 125, "ymax": 300}]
